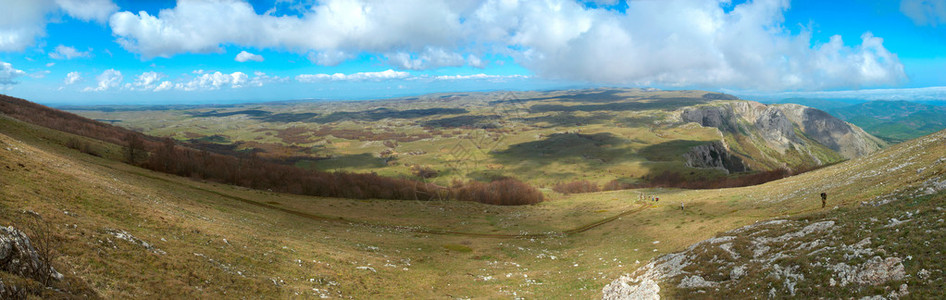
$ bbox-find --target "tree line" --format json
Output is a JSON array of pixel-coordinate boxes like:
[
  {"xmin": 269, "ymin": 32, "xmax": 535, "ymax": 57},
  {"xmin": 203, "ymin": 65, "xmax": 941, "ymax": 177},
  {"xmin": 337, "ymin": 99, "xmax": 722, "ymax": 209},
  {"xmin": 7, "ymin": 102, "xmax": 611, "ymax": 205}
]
[{"xmin": 1, "ymin": 94, "xmax": 543, "ymax": 205}]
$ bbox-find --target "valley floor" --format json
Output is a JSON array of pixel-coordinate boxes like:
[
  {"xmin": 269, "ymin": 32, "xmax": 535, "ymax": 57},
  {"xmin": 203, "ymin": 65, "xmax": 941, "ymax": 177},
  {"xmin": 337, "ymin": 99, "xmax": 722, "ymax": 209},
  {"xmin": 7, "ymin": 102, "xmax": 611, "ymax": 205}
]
[{"xmin": 2, "ymin": 115, "xmax": 945, "ymax": 298}]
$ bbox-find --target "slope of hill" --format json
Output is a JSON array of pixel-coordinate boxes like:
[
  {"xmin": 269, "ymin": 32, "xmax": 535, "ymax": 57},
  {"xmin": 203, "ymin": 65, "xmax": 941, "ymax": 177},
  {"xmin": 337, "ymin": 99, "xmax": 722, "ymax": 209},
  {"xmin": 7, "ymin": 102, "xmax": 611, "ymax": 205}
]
[
  {"xmin": 66, "ymin": 89, "xmax": 884, "ymax": 188},
  {"xmin": 0, "ymin": 95, "xmax": 942, "ymax": 298},
  {"xmin": 827, "ymin": 100, "xmax": 946, "ymax": 144},
  {"xmin": 604, "ymin": 129, "xmax": 946, "ymax": 299},
  {"xmin": 678, "ymin": 101, "xmax": 884, "ymax": 170},
  {"xmin": 773, "ymin": 98, "xmax": 946, "ymax": 144}
]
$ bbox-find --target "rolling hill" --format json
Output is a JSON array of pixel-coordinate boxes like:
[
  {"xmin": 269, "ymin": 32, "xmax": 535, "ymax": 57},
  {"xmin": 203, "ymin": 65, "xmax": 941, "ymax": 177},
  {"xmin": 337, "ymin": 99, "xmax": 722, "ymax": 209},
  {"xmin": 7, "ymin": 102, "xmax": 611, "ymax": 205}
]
[
  {"xmin": 66, "ymin": 89, "xmax": 885, "ymax": 189},
  {"xmin": 1, "ymin": 92, "xmax": 943, "ymax": 298},
  {"xmin": 775, "ymin": 98, "xmax": 946, "ymax": 144},
  {"xmin": 828, "ymin": 100, "xmax": 946, "ymax": 144},
  {"xmin": 605, "ymin": 129, "xmax": 946, "ymax": 299}
]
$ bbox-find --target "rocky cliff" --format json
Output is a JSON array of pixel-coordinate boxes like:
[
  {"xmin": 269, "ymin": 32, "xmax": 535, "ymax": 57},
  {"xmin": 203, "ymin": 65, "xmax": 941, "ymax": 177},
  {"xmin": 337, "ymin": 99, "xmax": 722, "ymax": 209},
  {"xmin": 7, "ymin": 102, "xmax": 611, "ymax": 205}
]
[
  {"xmin": 679, "ymin": 100, "xmax": 885, "ymax": 171},
  {"xmin": 681, "ymin": 141, "xmax": 747, "ymax": 174}
]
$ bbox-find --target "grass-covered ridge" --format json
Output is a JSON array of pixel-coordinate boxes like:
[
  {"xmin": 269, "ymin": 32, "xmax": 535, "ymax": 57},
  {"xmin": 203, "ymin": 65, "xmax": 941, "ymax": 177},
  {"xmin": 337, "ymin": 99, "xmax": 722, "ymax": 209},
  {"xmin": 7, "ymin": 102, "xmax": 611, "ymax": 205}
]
[
  {"xmin": 67, "ymin": 88, "xmax": 878, "ymax": 189},
  {"xmin": 605, "ymin": 129, "xmax": 946, "ymax": 298},
  {"xmin": 1, "ymin": 95, "xmax": 942, "ymax": 297}
]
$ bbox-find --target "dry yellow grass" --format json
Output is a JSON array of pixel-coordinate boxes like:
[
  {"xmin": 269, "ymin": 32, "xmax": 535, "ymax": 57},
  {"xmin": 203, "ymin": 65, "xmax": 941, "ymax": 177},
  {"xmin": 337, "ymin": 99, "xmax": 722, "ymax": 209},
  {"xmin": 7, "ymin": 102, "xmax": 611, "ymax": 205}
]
[{"xmin": 2, "ymin": 113, "xmax": 943, "ymax": 298}]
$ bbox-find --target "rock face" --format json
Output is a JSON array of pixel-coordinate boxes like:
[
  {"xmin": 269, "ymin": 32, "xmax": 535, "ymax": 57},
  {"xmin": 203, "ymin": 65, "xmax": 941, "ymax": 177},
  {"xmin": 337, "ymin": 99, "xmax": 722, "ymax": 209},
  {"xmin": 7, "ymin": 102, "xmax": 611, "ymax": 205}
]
[
  {"xmin": 0, "ymin": 226, "xmax": 63, "ymax": 284},
  {"xmin": 602, "ymin": 276, "xmax": 660, "ymax": 300},
  {"xmin": 780, "ymin": 105, "xmax": 885, "ymax": 159},
  {"xmin": 682, "ymin": 141, "xmax": 747, "ymax": 174},
  {"xmin": 602, "ymin": 219, "xmax": 908, "ymax": 299},
  {"xmin": 679, "ymin": 101, "xmax": 885, "ymax": 169}
]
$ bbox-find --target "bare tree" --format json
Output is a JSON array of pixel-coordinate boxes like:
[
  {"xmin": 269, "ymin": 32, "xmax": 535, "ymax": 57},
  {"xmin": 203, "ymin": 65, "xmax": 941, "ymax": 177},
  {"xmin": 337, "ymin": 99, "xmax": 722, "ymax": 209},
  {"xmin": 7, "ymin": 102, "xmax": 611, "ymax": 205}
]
[{"xmin": 124, "ymin": 132, "xmax": 144, "ymax": 164}]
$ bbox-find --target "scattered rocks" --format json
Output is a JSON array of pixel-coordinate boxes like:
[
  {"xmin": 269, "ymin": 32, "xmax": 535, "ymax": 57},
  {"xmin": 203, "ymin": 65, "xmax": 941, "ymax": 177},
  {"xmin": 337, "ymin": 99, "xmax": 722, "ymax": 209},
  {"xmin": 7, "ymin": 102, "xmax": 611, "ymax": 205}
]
[
  {"xmin": 356, "ymin": 266, "xmax": 377, "ymax": 273},
  {"xmin": 730, "ymin": 265, "xmax": 747, "ymax": 280},
  {"xmin": 917, "ymin": 269, "xmax": 930, "ymax": 280},
  {"xmin": 677, "ymin": 275, "xmax": 717, "ymax": 289},
  {"xmin": 602, "ymin": 276, "xmax": 660, "ymax": 300},
  {"xmin": 0, "ymin": 226, "xmax": 64, "ymax": 282},
  {"xmin": 830, "ymin": 257, "xmax": 905, "ymax": 287},
  {"xmin": 104, "ymin": 228, "xmax": 166, "ymax": 255}
]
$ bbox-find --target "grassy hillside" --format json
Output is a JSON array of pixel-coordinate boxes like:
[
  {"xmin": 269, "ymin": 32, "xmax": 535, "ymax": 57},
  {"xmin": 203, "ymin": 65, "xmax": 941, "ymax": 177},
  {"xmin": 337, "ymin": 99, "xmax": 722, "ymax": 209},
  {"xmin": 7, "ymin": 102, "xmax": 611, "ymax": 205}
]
[
  {"xmin": 775, "ymin": 98, "xmax": 946, "ymax": 144},
  {"xmin": 67, "ymin": 89, "xmax": 872, "ymax": 189},
  {"xmin": 605, "ymin": 129, "xmax": 946, "ymax": 298},
  {"xmin": 827, "ymin": 100, "xmax": 946, "ymax": 143},
  {"xmin": 2, "ymin": 98, "xmax": 943, "ymax": 298}
]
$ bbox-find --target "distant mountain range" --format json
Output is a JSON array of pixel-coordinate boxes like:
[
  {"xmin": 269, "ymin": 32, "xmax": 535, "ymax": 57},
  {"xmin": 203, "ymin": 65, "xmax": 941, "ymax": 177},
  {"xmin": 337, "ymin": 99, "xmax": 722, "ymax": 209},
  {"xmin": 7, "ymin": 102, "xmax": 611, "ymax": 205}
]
[{"xmin": 772, "ymin": 98, "xmax": 946, "ymax": 143}]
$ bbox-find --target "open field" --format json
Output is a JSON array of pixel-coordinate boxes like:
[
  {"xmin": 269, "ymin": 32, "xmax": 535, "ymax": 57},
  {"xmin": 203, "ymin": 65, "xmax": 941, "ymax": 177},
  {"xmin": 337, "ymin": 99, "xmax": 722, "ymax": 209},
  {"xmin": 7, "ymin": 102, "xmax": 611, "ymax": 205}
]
[
  {"xmin": 68, "ymin": 89, "xmax": 838, "ymax": 188},
  {"xmin": 4, "ymin": 98, "xmax": 944, "ymax": 297}
]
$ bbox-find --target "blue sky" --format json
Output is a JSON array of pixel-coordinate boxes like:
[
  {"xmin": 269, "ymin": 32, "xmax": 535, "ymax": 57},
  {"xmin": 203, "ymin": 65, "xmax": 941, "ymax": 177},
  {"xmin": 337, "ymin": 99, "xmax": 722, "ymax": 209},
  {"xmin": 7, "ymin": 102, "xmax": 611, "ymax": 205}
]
[{"xmin": 1, "ymin": 0, "xmax": 945, "ymax": 105}]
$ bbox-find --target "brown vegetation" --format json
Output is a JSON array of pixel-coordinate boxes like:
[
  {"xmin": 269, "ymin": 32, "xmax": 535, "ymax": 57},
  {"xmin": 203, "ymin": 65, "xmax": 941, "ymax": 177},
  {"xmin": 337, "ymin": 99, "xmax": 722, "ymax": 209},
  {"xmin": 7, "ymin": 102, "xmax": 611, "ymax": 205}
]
[
  {"xmin": 0, "ymin": 94, "xmax": 543, "ymax": 205},
  {"xmin": 552, "ymin": 180, "xmax": 600, "ymax": 194},
  {"xmin": 603, "ymin": 168, "xmax": 795, "ymax": 191},
  {"xmin": 409, "ymin": 164, "xmax": 439, "ymax": 179},
  {"xmin": 450, "ymin": 178, "xmax": 544, "ymax": 206},
  {"xmin": 64, "ymin": 137, "xmax": 100, "ymax": 157}
]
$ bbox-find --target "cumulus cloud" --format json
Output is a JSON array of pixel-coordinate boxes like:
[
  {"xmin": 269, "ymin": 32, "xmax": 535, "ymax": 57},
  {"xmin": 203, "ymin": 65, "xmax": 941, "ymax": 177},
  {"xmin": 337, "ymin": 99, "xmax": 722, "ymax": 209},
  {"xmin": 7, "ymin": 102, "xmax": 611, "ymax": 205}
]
[
  {"xmin": 108, "ymin": 0, "xmax": 471, "ymax": 59},
  {"xmin": 107, "ymin": 0, "xmax": 905, "ymax": 90},
  {"xmin": 154, "ymin": 81, "xmax": 173, "ymax": 92},
  {"xmin": 900, "ymin": 0, "xmax": 946, "ymax": 26},
  {"xmin": 83, "ymin": 69, "xmax": 122, "ymax": 92},
  {"xmin": 175, "ymin": 71, "xmax": 250, "ymax": 91},
  {"xmin": 249, "ymin": 71, "xmax": 286, "ymax": 87},
  {"xmin": 0, "ymin": 61, "xmax": 27, "ymax": 86},
  {"xmin": 308, "ymin": 50, "xmax": 352, "ymax": 66},
  {"xmin": 0, "ymin": 1, "xmax": 54, "ymax": 51},
  {"xmin": 296, "ymin": 69, "xmax": 410, "ymax": 82},
  {"xmin": 63, "ymin": 71, "xmax": 81, "ymax": 85},
  {"xmin": 0, "ymin": 0, "xmax": 118, "ymax": 51},
  {"xmin": 55, "ymin": 0, "xmax": 118, "ymax": 23},
  {"xmin": 501, "ymin": 0, "xmax": 905, "ymax": 90},
  {"xmin": 49, "ymin": 45, "xmax": 92, "ymax": 59},
  {"xmin": 235, "ymin": 50, "xmax": 263, "ymax": 62},
  {"xmin": 130, "ymin": 71, "xmax": 164, "ymax": 90},
  {"xmin": 433, "ymin": 74, "xmax": 528, "ymax": 81},
  {"xmin": 386, "ymin": 48, "xmax": 466, "ymax": 70}
]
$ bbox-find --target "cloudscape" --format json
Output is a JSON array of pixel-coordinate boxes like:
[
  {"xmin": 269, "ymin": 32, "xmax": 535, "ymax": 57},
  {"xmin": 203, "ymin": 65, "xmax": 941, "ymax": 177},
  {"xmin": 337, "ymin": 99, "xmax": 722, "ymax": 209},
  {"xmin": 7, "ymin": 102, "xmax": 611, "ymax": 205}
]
[
  {"xmin": 2, "ymin": 0, "xmax": 945, "ymax": 104},
  {"xmin": 5, "ymin": 1, "xmax": 946, "ymax": 298}
]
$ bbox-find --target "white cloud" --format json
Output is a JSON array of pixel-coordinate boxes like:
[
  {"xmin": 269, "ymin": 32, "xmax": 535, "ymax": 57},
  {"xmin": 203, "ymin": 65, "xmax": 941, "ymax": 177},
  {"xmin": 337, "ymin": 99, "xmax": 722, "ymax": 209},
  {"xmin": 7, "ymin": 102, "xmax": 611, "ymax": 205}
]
[
  {"xmin": 433, "ymin": 74, "xmax": 527, "ymax": 81},
  {"xmin": 0, "ymin": 61, "xmax": 27, "ymax": 86},
  {"xmin": 154, "ymin": 81, "xmax": 173, "ymax": 92},
  {"xmin": 46, "ymin": 62, "xmax": 55, "ymax": 67},
  {"xmin": 492, "ymin": 0, "xmax": 905, "ymax": 90},
  {"xmin": 106, "ymin": 0, "xmax": 904, "ymax": 90},
  {"xmin": 467, "ymin": 55, "xmax": 485, "ymax": 68},
  {"xmin": 130, "ymin": 71, "xmax": 164, "ymax": 90},
  {"xmin": 63, "ymin": 71, "xmax": 81, "ymax": 85},
  {"xmin": 108, "ymin": 0, "xmax": 472, "ymax": 59},
  {"xmin": 49, "ymin": 45, "xmax": 92, "ymax": 59},
  {"xmin": 235, "ymin": 50, "xmax": 263, "ymax": 62},
  {"xmin": 900, "ymin": 0, "xmax": 946, "ymax": 26},
  {"xmin": 308, "ymin": 50, "xmax": 351, "ymax": 66},
  {"xmin": 55, "ymin": 0, "xmax": 118, "ymax": 23},
  {"xmin": 0, "ymin": 0, "xmax": 118, "ymax": 51},
  {"xmin": 296, "ymin": 69, "xmax": 410, "ymax": 82},
  {"xmin": 83, "ymin": 69, "xmax": 122, "ymax": 92},
  {"xmin": 386, "ymin": 48, "xmax": 466, "ymax": 70},
  {"xmin": 0, "ymin": 1, "xmax": 54, "ymax": 51},
  {"xmin": 175, "ymin": 71, "xmax": 250, "ymax": 91},
  {"xmin": 248, "ymin": 71, "xmax": 285, "ymax": 87}
]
